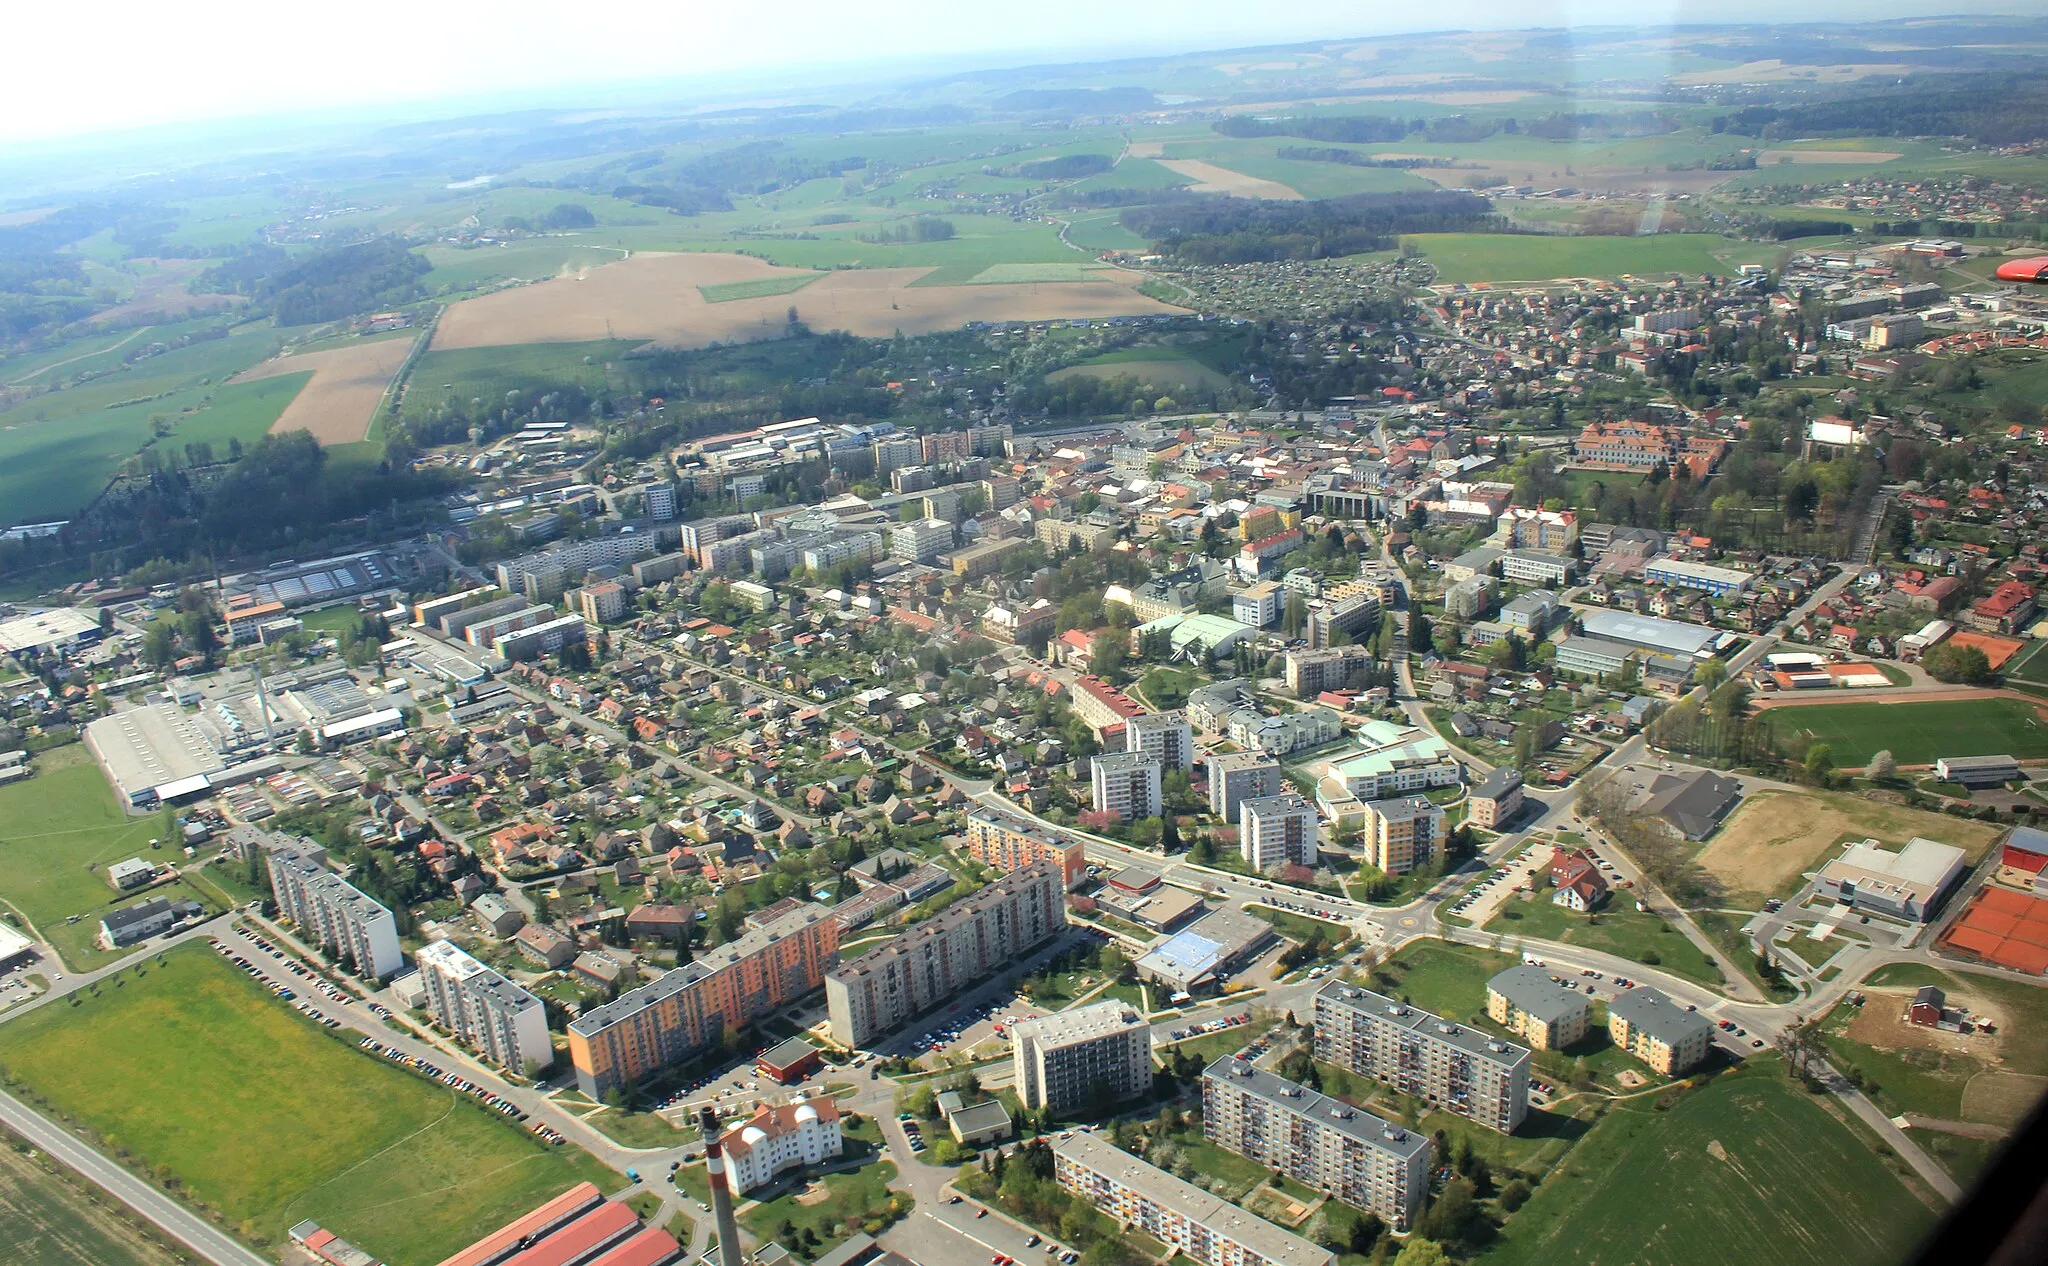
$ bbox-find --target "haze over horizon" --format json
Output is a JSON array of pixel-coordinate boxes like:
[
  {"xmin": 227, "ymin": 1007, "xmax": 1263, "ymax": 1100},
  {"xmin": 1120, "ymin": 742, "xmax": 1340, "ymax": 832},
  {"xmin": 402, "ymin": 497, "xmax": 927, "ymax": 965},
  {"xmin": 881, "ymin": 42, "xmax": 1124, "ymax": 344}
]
[{"xmin": 4, "ymin": 0, "xmax": 2039, "ymax": 150}]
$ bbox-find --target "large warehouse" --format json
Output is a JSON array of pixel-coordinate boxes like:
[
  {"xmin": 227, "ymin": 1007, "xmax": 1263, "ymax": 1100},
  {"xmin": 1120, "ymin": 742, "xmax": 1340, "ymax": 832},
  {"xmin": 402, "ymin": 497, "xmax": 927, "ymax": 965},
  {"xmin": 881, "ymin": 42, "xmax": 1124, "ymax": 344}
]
[
  {"xmin": 85, "ymin": 704, "xmax": 226, "ymax": 807},
  {"xmin": 0, "ymin": 607, "xmax": 102, "ymax": 656}
]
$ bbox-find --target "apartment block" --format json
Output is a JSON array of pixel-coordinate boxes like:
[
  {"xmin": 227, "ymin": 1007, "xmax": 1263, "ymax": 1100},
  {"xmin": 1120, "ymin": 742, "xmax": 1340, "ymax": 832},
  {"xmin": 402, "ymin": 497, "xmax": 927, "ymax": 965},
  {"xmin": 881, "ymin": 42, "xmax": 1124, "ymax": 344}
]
[
  {"xmin": 1239, "ymin": 794, "xmax": 1319, "ymax": 872},
  {"xmin": 416, "ymin": 940, "xmax": 553, "ymax": 1075},
  {"xmin": 1233, "ymin": 581, "xmax": 1281, "ymax": 629},
  {"xmin": 872, "ymin": 435, "xmax": 922, "ymax": 474},
  {"xmin": 889, "ymin": 517, "xmax": 955, "ymax": 564},
  {"xmin": 569, "ymin": 903, "xmax": 839, "ymax": 1098},
  {"xmin": 1125, "ymin": 711, "xmax": 1193, "ymax": 772},
  {"xmin": 719, "ymin": 1096, "xmax": 844, "ymax": 1196},
  {"xmin": 1305, "ymin": 594, "xmax": 1379, "ymax": 650},
  {"xmin": 1091, "ymin": 752, "xmax": 1162, "ymax": 822},
  {"xmin": 495, "ymin": 534, "xmax": 660, "ymax": 592},
  {"xmin": 578, "ymin": 581, "xmax": 628, "ymax": 625},
  {"xmin": 1607, "ymin": 987, "xmax": 1714, "ymax": 1076},
  {"xmin": 1284, "ymin": 646, "xmax": 1372, "ymax": 698},
  {"xmin": 1361, "ymin": 797, "xmax": 1444, "ymax": 876},
  {"xmin": 1314, "ymin": 981, "xmax": 1530, "ymax": 1134},
  {"xmin": 1484, "ymin": 965, "xmax": 1591, "ymax": 1052},
  {"xmin": 264, "ymin": 843, "xmax": 403, "ymax": 979},
  {"xmin": 1054, "ymin": 1131, "xmax": 1334, "ymax": 1266},
  {"xmin": 1207, "ymin": 751, "xmax": 1282, "ymax": 821},
  {"xmin": 1202, "ymin": 1057, "xmax": 1431, "ymax": 1232},
  {"xmin": 964, "ymin": 808, "xmax": 1087, "ymax": 887},
  {"xmin": 826, "ymin": 862, "xmax": 1063, "ymax": 1048},
  {"xmin": 1012, "ymin": 1001, "xmax": 1152, "ymax": 1115}
]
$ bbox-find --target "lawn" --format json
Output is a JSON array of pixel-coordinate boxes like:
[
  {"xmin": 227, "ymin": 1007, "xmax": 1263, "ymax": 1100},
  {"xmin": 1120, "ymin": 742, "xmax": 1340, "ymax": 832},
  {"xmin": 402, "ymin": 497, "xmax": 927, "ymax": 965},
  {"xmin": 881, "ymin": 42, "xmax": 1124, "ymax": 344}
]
[
  {"xmin": 1484, "ymin": 895, "xmax": 1724, "ymax": 988},
  {"xmin": 0, "ymin": 1125, "xmax": 188, "ymax": 1266},
  {"xmin": 1757, "ymin": 696, "xmax": 2048, "ymax": 768},
  {"xmin": 166, "ymin": 372, "xmax": 311, "ymax": 453},
  {"xmin": 1476, "ymin": 1062, "xmax": 1938, "ymax": 1266},
  {"xmin": 738, "ymin": 1158, "xmax": 904, "ymax": 1254},
  {"xmin": 1361, "ymin": 939, "xmax": 1521, "ymax": 1023},
  {"xmin": 1162, "ymin": 1016, "xmax": 1278, "ymax": 1065},
  {"xmin": 699, "ymin": 273, "xmax": 823, "ymax": 303},
  {"xmin": 0, "ymin": 745, "xmax": 192, "ymax": 965},
  {"xmin": 1404, "ymin": 233, "xmax": 1782, "ymax": 284},
  {"xmin": 0, "ymin": 949, "xmax": 617, "ymax": 1262},
  {"xmin": 1136, "ymin": 666, "xmax": 1203, "ymax": 711}
]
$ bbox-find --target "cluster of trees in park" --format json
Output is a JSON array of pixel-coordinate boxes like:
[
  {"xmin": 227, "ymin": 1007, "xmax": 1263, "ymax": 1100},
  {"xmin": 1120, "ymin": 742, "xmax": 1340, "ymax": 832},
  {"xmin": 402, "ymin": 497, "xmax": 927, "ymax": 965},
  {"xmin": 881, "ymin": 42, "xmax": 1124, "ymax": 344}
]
[
  {"xmin": 1715, "ymin": 71, "xmax": 2048, "ymax": 145},
  {"xmin": 272, "ymin": 804, "xmax": 463, "ymax": 940},
  {"xmin": 1121, "ymin": 191, "xmax": 1506, "ymax": 264},
  {"xmin": 201, "ymin": 237, "xmax": 430, "ymax": 325}
]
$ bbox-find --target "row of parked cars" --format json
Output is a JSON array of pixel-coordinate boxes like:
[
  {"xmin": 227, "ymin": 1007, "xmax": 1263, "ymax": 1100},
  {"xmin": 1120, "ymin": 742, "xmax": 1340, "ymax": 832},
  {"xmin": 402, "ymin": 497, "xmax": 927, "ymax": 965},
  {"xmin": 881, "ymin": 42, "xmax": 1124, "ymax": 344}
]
[
  {"xmin": 358, "ymin": 1038, "xmax": 544, "ymax": 1128},
  {"xmin": 1166, "ymin": 1012, "xmax": 1249, "ymax": 1042}
]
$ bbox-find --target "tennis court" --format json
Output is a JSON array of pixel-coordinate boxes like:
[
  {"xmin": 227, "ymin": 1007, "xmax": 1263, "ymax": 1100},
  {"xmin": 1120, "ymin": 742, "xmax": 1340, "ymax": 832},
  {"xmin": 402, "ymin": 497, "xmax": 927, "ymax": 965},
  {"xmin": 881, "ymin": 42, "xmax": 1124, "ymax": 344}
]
[{"xmin": 1940, "ymin": 886, "xmax": 2048, "ymax": 974}]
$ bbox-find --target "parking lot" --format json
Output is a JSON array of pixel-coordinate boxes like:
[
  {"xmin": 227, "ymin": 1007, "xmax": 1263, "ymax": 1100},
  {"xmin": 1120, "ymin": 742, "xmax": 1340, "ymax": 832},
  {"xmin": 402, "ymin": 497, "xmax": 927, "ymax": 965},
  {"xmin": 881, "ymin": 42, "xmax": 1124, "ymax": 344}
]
[{"xmin": 1446, "ymin": 839, "xmax": 1632, "ymax": 926}]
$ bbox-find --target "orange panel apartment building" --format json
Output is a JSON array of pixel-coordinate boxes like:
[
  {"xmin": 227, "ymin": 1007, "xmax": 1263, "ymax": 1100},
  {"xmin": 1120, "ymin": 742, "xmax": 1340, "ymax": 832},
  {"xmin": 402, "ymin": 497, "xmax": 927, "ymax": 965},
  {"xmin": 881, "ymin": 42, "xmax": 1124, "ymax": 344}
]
[
  {"xmin": 568, "ymin": 903, "xmax": 838, "ymax": 1098},
  {"xmin": 965, "ymin": 808, "xmax": 1087, "ymax": 888}
]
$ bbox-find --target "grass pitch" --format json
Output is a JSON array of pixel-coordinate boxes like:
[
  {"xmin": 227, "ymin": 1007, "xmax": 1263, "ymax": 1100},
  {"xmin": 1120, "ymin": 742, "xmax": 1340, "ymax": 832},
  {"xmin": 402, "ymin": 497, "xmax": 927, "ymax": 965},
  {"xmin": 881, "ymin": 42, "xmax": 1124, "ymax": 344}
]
[
  {"xmin": 1478, "ymin": 1062, "xmax": 1936, "ymax": 1266},
  {"xmin": 1486, "ymin": 895, "xmax": 1723, "ymax": 987},
  {"xmin": 1758, "ymin": 696, "xmax": 2048, "ymax": 768},
  {"xmin": 0, "ymin": 948, "xmax": 616, "ymax": 1262}
]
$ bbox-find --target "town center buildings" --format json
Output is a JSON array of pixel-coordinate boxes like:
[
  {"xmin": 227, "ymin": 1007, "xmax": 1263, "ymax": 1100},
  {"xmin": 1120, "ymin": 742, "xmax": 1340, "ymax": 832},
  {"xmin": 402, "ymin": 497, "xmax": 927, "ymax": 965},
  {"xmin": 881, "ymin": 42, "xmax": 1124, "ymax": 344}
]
[
  {"xmin": 1314, "ymin": 981, "xmax": 1530, "ymax": 1134},
  {"xmin": 568, "ymin": 903, "xmax": 839, "ymax": 1098},
  {"xmin": 826, "ymin": 862, "xmax": 1064, "ymax": 1048}
]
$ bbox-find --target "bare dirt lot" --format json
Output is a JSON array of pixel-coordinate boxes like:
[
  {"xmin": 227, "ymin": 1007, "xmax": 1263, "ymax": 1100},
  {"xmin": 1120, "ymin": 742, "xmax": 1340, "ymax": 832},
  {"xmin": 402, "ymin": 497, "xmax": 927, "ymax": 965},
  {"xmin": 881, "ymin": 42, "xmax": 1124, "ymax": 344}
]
[
  {"xmin": 1758, "ymin": 149, "xmax": 1903, "ymax": 165},
  {"xmin": 236, "ymin": 335, "xmax": 417, "ymax": 444},
  {"xmin": 1154, "ymin": 160, "xmax": 1303, "ymax": 200},
  {"xmin": 1695, "ymin": 789, "xmax": 1999, "ymax": 901},
  {"xmin": 431, "ymin": 252, "xmax": 1180, "ymax": 351}
]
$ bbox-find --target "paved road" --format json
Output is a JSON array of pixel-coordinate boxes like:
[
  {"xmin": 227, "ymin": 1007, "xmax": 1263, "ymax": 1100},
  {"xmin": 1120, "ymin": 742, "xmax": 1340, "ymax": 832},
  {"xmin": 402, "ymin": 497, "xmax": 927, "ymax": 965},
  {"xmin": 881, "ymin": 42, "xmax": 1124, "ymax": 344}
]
[{"xmin": 0, "ymin": 1086, "xmax": 272, "ymax": 1266}]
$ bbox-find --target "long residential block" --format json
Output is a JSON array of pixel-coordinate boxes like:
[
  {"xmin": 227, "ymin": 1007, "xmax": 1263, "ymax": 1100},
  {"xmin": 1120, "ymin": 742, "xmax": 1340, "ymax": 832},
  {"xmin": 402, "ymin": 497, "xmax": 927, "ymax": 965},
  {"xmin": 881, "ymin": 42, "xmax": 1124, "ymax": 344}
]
[
  {"xmin": 1053, "ymin": 1131, "xmax": 1334, "ymax": 1266},
  {"xmin": 1313, "ymin": 981, "xmax": 1529, "ymax": 1134},
  {"xmin": 264, "ymin": 843, "xmax": 403, "ymax": 979},
  {"xmin": 826, "ymin": 862, "xmax": 1064, "ymax": 1049},
  {"xmin": 569, "ymin": 903, "xmax": 838, "ymax": 1098},
  {"xmin": 1202, "ymin": 1057, "xmax": 1432, "ymax": 1232},
  {"xmin": 417, "ymin": 939, "xmax": 553, "ymax": 1075}
]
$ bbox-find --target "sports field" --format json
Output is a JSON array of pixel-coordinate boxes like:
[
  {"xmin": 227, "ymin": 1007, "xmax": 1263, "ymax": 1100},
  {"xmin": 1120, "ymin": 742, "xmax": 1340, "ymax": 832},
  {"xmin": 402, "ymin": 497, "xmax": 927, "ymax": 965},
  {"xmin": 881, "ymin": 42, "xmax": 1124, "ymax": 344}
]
[
  {"xmin": 0, "ymin": 949, "xmax": 615, "ymax": 1262},
  {"xmin": 1404, "ymin": 233, "xmax": 1783, "ymax": 283},
  {"xmin": 1478, "ymin": 1063, "xmax": 1936, "ymax": 1266},
  {"xmin": 0, "ymin": 1128, "xmax": 186, "ymax": 1266},
  {"xmin": 1697, "ymin": 789, "xmax": 2000, "ymax": 902},
  {"xmin": 1758, "ymin": 696, "xmax": 2048, "ymax": 768}
]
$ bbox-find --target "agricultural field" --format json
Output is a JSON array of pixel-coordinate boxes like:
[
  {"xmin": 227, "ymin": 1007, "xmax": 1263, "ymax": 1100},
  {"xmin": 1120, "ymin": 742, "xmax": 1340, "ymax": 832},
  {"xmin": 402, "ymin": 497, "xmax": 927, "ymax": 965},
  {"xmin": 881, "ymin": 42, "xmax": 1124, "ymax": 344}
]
[
  {"xmin": 1485, "ymin": 895, "xmax": 1723, "ymax": 987},
  {"xmin": 1696, "ymin": 789, "xmax": 2001, "ymax": 903},
  {"xmin": 1755, "ymin": 696, "xmax": 2048, "ymax": 768},
  {"xmin": 0, "ymin": 948, "xmax": 616, "ymax": 1263},
  {"xmin": 234, "ymin": 333, "xmax": 420, "ymax": 445},
  {"xmin": 1402, "ymin": 233, "xmax": 1784, "ymax": 284},
  {"xmin": 699, "ymin": 273, "xmax": 824, "ymax": 303},
  {"xmin": 399, "ymin": 339, "xmax": 644, "ymax": 425},
  {"xmin": 0, "ymin": 745, "xmax": 226, "ymax": 969},
  {"xmin": 430, "ymin": 252, "xmax": 1178, "ymax": 352},
  {"xmin": 1477, "ymin": 1062, "xmax": 1938, "ymax": 1266},
  {"xmin": 0, "ymin": 1129, "xmax": 189, "ymax": 1266}
]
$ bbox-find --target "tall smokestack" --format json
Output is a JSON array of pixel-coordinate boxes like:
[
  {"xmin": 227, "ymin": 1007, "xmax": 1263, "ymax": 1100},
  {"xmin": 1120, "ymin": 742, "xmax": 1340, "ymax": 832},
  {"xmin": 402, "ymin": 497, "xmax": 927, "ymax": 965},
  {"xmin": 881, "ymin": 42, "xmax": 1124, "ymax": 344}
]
[{"xmin": 698, "ymin": 1106, "xmax": 744, "ymax": 1266}]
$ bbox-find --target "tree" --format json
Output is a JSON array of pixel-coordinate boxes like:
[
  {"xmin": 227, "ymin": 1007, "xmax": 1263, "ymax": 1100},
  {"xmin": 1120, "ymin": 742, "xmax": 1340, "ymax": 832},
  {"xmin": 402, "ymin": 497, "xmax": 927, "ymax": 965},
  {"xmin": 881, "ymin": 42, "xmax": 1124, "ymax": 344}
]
[
  {"xmin": 1090, "ymin": 631, "xmax": 1129, "ymax": 681},
  {"xmin": 1282, "ymin": 592, "xmax": 1307, "ymax": 639},
  {"xmin": 1923, "ymin": 643, "xmax": 1993, "ymax": 685},
  {"xmin": 1803, "ymin": 742, "xmax": 1835, "ymax": 784},
  {"xmin": 1392, "ymin": 1240, "xmax": 1453, "ymax": 1266},
  {"xmin": 1867, "ymin": 749, "xmax": 1898, "ymax": 780},
  {"xmin": 1500, "ymin": 1179, "xmax": 1532, "ymax": 1212},
  {"xmin": 1349, "ymin": 1212, "xmax": 1385, "ymax": 1256}
]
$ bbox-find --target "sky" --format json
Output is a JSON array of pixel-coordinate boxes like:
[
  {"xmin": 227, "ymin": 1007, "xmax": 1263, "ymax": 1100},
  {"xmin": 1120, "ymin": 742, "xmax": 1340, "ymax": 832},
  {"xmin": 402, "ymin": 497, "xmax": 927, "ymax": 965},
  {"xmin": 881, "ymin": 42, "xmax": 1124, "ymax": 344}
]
[{"xmin": 1, "ymin": 0, "xmax": 2035, "ymax": 146}]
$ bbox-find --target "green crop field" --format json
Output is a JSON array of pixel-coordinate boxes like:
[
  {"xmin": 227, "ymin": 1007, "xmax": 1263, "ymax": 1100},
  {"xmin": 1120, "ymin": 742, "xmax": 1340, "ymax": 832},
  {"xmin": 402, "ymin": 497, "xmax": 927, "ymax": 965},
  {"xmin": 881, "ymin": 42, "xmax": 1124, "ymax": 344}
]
[
  {"xmin": 0, "ymin": 745, "xmax": 227, "ymax": 968},
  {"xmin": 0, "ymin": 1128, "xmax": 187, "ymax": 1266},
  {"xmin": 1478, "ymin": 1063, "xmax": 1937, "ymax": 1266},
  {"xmin": 699, "ymin": 273, "xmax": 824, "ymax": 303},
  {"xmin": 400, "ymin": 340, "xmax": 644, "ymax": 425},
  {"xmin": 166, "ymin": 372, "xmax": 310, "ymax": 452},
  {"xmin": 0, "ymin": 949, "xmax": 617, "ymax": 1262},
  {"xmin": 1759, "ymin": 697, "xmax": 2048, "ymax": 768},
  {"xmin": 1486, "ymin": 896, "xmax": 1723, "ymax": 987},
  {"xmin": 1404, "ymin": 233, "xmax": 1783, "ymax": 283}
]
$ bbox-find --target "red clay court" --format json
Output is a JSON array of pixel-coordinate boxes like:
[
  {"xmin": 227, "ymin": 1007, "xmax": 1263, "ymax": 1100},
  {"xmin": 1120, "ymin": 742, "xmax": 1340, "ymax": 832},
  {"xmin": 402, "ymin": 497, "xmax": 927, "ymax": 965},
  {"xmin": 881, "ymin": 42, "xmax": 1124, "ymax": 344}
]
[{"xmin": 1940, "ymin": 886, "xmax": 2048, "ymax": 974}]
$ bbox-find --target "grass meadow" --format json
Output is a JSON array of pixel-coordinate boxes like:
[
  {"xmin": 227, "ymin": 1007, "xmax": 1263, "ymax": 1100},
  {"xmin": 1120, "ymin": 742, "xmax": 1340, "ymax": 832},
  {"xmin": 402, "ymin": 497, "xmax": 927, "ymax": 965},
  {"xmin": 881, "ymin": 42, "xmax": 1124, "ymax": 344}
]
[
  {"xmin": 0, "ymin": 948, "xmax": 617, "ymax": 1262},
  {"xmin": 1476, "ymin": 1062, "xmax": 1937, "ymax": 1266},
  {"xmin": 1759, "ymin": 697, "xmax": 2048, "ymax": 768},
  {"xmin": 1486, "ymin": 895, "xmax": 1724, "ymax": 987},
  {"xmin": 1404, "ymin": 233, "xmax": 1783, "ymax": 283}
]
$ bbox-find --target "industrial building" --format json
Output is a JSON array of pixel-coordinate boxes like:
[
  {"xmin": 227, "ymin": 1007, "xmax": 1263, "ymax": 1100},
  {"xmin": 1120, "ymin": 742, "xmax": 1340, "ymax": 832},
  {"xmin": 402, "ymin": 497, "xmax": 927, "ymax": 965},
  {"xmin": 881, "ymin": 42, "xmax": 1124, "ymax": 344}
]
[
  {"xmin": 1314, "ymin": 981, "xmax": 1530, "ymax": 1133},
  {"xmin": 1816, "ymin": 837, "xmax": 1968, "ymax": 921},
  {"xmin": 1011, "ymin": 1002, "xmax": 1152, "ymax": 1114},
  {"xmin": 1202, "ymin": 1057, "xmax": 1432, "ymax": 1231},
  {"xmin": 1053, "ymin": 1131, "xmax": 1334, "ymax": 1266},
  {"xmin": 84, "ymin": 704, "xmax": 227, "ymax": 808},
  {"xmin": 826, "ymin": 863, "xmax": 1063, "ymax": 1048},
  {"xmin": 416, "ymin": 940, "xmax": 553, "ymax": 1075},
  {"xmin": 1643, "ymin": 558, "xmax": 1754, "ymax": 596},
  {"xmin": 1133, "ymin": 907, "xmax": 1276, "ymax": 997},
  {"xmin": 430, "ymin": 1183, "xmax": 681, "ymax": 1266},
  {"xmin": 569, "ymin": 903, "xmax": 838, "ymax": 1098}
]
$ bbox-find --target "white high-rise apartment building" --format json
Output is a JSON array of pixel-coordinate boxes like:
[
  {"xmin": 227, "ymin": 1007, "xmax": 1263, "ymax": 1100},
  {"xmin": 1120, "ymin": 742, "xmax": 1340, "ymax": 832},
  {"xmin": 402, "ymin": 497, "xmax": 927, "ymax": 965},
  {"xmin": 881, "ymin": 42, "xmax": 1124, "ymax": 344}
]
[
  {"xmin": 416, "ymin": 940, "xmax": 553, "ymax": 1075},
  {"xmin": 1125, "ymin": 711, "xmax": 1193, "ymax": 772},
  {"xmin": 1239, "ymin": 794, "xmax": 1320, "ymax": 872},
  {"xmin": 264, "ymin": 843, "xmax": 402, "ymax": 979},
  {"xmin": 1012, "ymin": 1002, "xmax": 1152, "ymax": 1114},
  {"xmin": 1091, "ymin": 752, "xmax": 1162, "ymax": 821}
]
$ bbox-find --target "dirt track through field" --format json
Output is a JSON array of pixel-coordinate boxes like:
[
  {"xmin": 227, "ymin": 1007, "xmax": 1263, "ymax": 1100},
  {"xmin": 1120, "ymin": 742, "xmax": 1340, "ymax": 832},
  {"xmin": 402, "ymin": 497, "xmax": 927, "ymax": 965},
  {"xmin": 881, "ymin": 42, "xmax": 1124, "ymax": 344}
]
[
  {"xmin": 236, "ymin": 336, "xmax": 417, "ymax": 444},
  {"xmin": 431, "ymin": 252, "xmax": 1181, "ymax": 351},
  {"xmin": 1154, "ymin": 159, "xmax": 1302, "ymax": 200}
]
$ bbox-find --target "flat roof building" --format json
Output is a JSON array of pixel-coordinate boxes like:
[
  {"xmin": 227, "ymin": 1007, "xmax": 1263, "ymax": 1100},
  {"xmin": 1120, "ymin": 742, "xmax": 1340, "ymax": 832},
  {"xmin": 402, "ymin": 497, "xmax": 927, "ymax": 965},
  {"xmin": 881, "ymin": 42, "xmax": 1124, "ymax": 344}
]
[
  {"xmin": 416, "ymin": 940, "xmax": 553, "ymax": 1075},
  {"xmin": 1607, "ymin": 986, "xmax": 1713, "ymax": 1076},
  {"xmin": 265, "ymin": 842, "xmax": 403, "ymax": 979},
  {"xmin": 1133, "ymin": 907, "xmax": 1275, "ymax": 995},
  {"xmin": 1208, "ymin": 751, "xmax": 1283, "ymax": 822},
  {"xmin": 1816, "ymin": 837, "xmax": 1968, "ymax": 921},
  {"xmin": 1202, "ymin": 1057, "xmax": 1432, "ymax": 1231},
  {"xmin": 1314, "ymin": 981, "xmax": 1529, "ymax": 1134},
  {"xmin": 1012, "ymin": 1001, "xmax": 1151, "ymax": 1115},
  {"xmin": 84, "ymin": 704, "xmax": 226, "ymax": 808},
  {"xmin": 1485, "ymin": 965, "xmax": 1591, "ymax": 1051},
  {"xmin": 1240, "ymin": 793, "xmax": 1319, "ymax": 872},
  {"xmin": 964, "ymin": 808, "xmax": 1087, "ymax": 888},
  {"xmin": 1053, "ymin": 1131, "xmax": 1334, "ymax": 1266}
]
